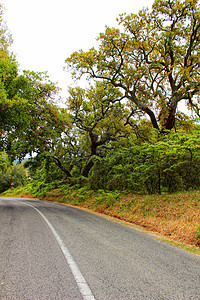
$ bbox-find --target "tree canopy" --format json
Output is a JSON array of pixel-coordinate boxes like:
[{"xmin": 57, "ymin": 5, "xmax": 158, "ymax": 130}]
[{"xmin": 66, "ymin": 0, "xmax": 200, "ymax": 131}]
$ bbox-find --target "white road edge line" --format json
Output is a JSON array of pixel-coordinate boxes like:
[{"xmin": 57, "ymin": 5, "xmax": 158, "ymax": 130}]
[{"xmin": 20, "ymin": 201, "xmax": 96, "ymax": 300}]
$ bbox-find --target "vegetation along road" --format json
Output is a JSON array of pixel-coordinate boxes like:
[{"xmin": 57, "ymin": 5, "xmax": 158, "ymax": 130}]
[{"xmin": 1, "ymin": 197, "xmax": 200, "ymax": 300}]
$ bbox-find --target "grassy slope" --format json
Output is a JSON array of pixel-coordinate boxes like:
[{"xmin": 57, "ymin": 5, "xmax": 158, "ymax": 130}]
[{"xmin": 3, "ymin": 186, "xmax": 200, "ymax": 252}]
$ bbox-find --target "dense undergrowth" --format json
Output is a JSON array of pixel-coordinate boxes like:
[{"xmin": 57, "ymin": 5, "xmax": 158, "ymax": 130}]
[{"xmin": 3, "ymin": 184, "xmax": 200, "ymax": 252}]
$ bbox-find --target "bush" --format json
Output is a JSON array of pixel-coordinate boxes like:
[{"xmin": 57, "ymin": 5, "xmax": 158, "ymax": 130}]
[{"xmin": 90, "ymin": 129, "xmax": 200, "ymax": 194}]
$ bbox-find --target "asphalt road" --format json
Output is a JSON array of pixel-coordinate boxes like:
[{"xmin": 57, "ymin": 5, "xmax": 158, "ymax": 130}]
[{"xmin": 0, "ymin": 197, "xmax": 200, "ymax": 300}]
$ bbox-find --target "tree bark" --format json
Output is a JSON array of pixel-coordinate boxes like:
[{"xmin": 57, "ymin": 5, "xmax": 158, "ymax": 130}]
[
  {"xmin": 163, "ymin": 102, "xmax": 177, "ymax": 130},
  {"xmin": 81, "ymin": 158, "xmax": 94, "ymax": 177},
  {"xmin": 52, "ymin": 156, "xmax": 72, "ymax": 179},
  {"xmin": 63, "ymin": 164, "xmax": 74, "ymax": 180}
]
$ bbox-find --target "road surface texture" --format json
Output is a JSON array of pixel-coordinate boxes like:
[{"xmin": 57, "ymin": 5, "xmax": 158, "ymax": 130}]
[{"xmin": 0, "ymin": 197, "xmax": 200, "ymax": 299}]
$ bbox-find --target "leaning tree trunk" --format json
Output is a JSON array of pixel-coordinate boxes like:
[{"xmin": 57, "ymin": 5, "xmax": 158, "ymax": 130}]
[
  {"xmin": 144, "ymin": 107, "xmax": 160, "ymax": 130},
  {"xmin": 62, "ymin": 164, "xmax": 74, "ymax": 180},
  {"xmin": 52, "ymin": 156, "xmax": 72, "ymax": 180}
]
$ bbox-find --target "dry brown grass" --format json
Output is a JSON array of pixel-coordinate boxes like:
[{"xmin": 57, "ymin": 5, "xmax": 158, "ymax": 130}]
[{"xmin": 95, "ymin": 192, "xmax": 200, "ymax": 249}]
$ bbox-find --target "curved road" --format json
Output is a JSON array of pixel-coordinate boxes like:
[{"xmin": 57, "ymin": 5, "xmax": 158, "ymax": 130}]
[{"xmin": 0, "ymin": 197, "xmax": 200, "ymax": 299}]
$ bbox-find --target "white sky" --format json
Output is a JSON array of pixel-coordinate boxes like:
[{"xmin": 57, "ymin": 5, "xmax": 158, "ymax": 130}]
[{"xmin": 3, "ymin": 0, "xmax": 154, "ymax": 101}]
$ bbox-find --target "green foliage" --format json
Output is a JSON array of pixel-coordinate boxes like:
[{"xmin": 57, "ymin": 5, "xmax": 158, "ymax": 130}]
[
  {"xmin": 95, "ymin": 190, "xmax": 121, "ymax": 207},
  {"xmin": 1, "ymin": 69, "xmax": 67, "ymax": 161},
  {"xmin": 24, "ymin": 159, "xmax": 65, "ymax": 197},
  {"xmin": 0, "ymin": 163, "xmax": 27, "ymax": 193},
  {"xmin": 194, "ymin": 224, "xmax": 200, "ymax": 241},
  {"xmin": 0, "ymin": 151, "xmax": 9, "ymax": 174},
  {"xmin": 73, "ymin": 186, "xmax": 93, "ymax": 203},
  {"xmin": 90, "ymin": 129, "xmax": 200, "ymax": 194}
]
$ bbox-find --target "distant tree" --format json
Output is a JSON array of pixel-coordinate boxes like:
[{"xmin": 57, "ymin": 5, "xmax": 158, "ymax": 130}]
[
  {"xmin": 66, "ymin": 0, "xmax": 200, "ymax": 131},
  {"xmin": 0, "ymin": 163, "xmax": 27, "ymax": 193}
]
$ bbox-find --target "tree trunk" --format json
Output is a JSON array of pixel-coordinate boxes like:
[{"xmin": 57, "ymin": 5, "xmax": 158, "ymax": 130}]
[
  {"xmin": 63, "ymin": 164, "xmax": 74, "ymax": 180},
  {"xmin": 52, "ymin": 156, "xmax": 72, "ymax": 179},
  {"xmin": 163, "ymin": 103, "xmax": 177, "ymax": 130},
  {"xmin": 81, "ymin": 130, "xmax": 118, "ymax": 177},
  {"xmin": 81, "ymin": 158, "xmax": 94, "ymax": 177},
  {"xmin": 129, "ymin": 94, "xmax": 160, "ymax": 130},
  {"xmin": 81, "ymin": 131, "xmax": 98, "ymax": 177}
]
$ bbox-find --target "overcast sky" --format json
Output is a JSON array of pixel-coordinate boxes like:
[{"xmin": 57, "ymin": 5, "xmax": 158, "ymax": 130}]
[{"xmin": 3, "ymin": 0, "xmax": 154, "ymax": 100}]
